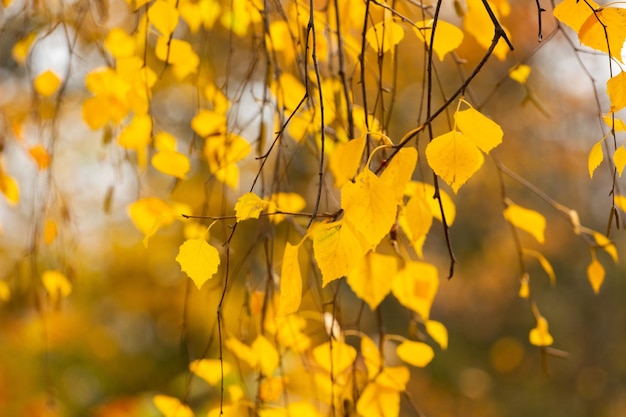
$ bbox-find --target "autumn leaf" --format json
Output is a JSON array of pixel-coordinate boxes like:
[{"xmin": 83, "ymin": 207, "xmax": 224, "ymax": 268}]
[
  {"xmin": 523, "ymin": 249, "xmax": 556, "ymax": 284},
  {"xmin": 12, "ymin": 32, "xmax": 37, "ymax": 65},
  {"xmin": 43, "ymin": 219, "xmax": 57, "ymax": 244},
  {"xmin": 356, "ymin": 383, "xmax": 401, "ymax": 417},
  {"xmin": 455, "ymin": 106, "xmax": 503, "ymax": 153},
  {"xmin": 234, "ymin": 192, "xmax": 269, "ymax": 222},
  {"xmin": 614, "ymin": 146, "xmax": 626, "ymax": 176},
  {"xmin": 0, "ymin": 171, "xmax": 19, "ymax": 205},
  {"xmin": 553, "ymin": 0, "xmax": 598, "ymax": 32},
  {"xmin": 587, "ymin": 138, "xmax": 604, "ymax": 178},
  {"xmin": 396, "ymin": 340, "xmax": 435, "ymax": 367},
  {"xmin": 277, "ymin": 242, "xmax": 302, "ymax": 317},
  {"xmin": 463, "ymin": 0, "xmax": 511, "ymax": 60},
  {"xmin": 503, "ymin": 203, "xmax": 546, "ymax": 244},
  {"xmin": 189, "ymin": 359, "xmax": 231, "ymax": 385},
  {"xmin": 391, "ymin": 261, "xmax": 439, "ymax": 319},
  {"xmin": 366, "ymin": 19, "xmax": 405, "ymax": 54},
  {"xmin": 148, "ymin": 0, "xmax": 179, "ymax": 37},
  {"xmin": 412, "ymin": 19, "xmax": 464, "ymax": 61},
  {"xmin": 587, "ymin": 257, "xmax": 605, "ymax": 294},
  {"xmin": 153, "ymin": 395, "xmax": 194, "ymax": 417},
  {"xmin": 398, "ymin": 191, "xmax": 432, "ymax": 257},
  {"xmin": 176, "ymin": 238, "xmax": 220, "ymax": 288},
  {"xmin": 225, "ymin": 337, "xmax": 258, "ymax": 368},
  {"xmin": 252, "ymin": 335, "xmax": 280, "ymax": 376},
  {"xmin": 579, "ymin": 7, "xmax": 626, "ymax": 63},
  {"xmin": 593, "ymin": 232, "xmax": 618, "ymax": 263},
  {"xmin": 529, "ymin": 316, "xmax": 553, "ymax": 347},
  {"xmin": 379, "ymin": 147, "xmax": 418, "ymax": 202},
  {"xmin": 425, "ymin": 320, "xmax": 448, "ymax": 350},
  {"xmin": 152, "ymin": 150, "xmax": 191, "ymax": 179},
  {"xmin": 406, "ymin": 181, "xmax": 456, "ymax": 225},
  {"xmin": 328, "ymin": 134, "xmax": 365, "ymax": 188},
  {"xmin": 267, "ymin": 192, "xmax": 306, "ymax": 224},
  {"xmin": 509, "ymin": 64, "xmax": 531, "ymax": 84},
  {"xmin": 28, "ymin": 145, "xmax": 51, "ymax": 170},
  {"xmin": 346, "ymin": 251, "xmax": 398, "ymax": 310},
  {"xmin": 34, "ymin": 70, "xmax": 61, "ymax": 97},
  {"xmin": 312, "ymin": 340, "xmax": 357, "ymax": 376}
]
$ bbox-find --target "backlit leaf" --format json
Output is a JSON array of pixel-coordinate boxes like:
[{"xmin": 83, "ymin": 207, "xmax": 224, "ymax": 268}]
[
  {"xmin": 553, "ymin": 0, "xmax": 598, "ymax": 32},
  {"xmin": 42, "ymin": 270, "xmax": 72, "ymax": 303},
  {"xmin": 396, "ymin": 340, "xmax": 434, "ymax": 367},
  {"xmin": 312, "ymin": 340, "xmax": 357, "ymax": 376},
  {"xmin": 176, "ymin": 238, "xmax": 220, "ymax": 288},
  {"xmin": 191, "ymin": 109, "xmax": 226, "ymax": 137},
  {"xmin": 380, "ymin": 147, "xmax": 418, "ymax": 202},
  {"xmin": 104, "ymin": 28, "xmax": 136, "ymax": 58},
  {"xmin": 189, "ymin": 359, "xmax": 231, "ymax": 385},
  {"xmin": 34, "ymin": 70, "xmax": 61, "ymax": 97},
  {"xmin": 607, "ymin": 72, "xmax": 626, "ymax": 113},
  {"xmin": 579, "ymin": 7, "xmax": 626, "ymax": 63},
  {"xmin": 406, "ymin": 181, "xmax": 456, "ymax": 224},
  {"xmin": 312, "ymin": 219, "xmax": 368, "ymax": 286},
  {"xmin": 155, "ymin": 37, "xmax": 199, "ymax": 79},
  {"xmin": 425, "ymin": 130, "xmax": 484, "ymax": 193},
  {"xmin": 204, "ymin": 133, "xmax": 251, "ymax": 189},
  {"xmin": 361, "ymin": 335, "xmax": 383, "ymax": 379},
  {"xmin": 152, "ymin": 150, "xmax": 191, "ymax": 179},
  {"xmin": 12, "ymin": 32, "xmax": 37, "ymax": 65},
  {"xmin": 391, "ymin": 261, "xmax": 439, "ymax": 319},
  {"xmin": 278, "ymin": 242, "xmax": 302, "ymax": 317},
  {"xmin": 412, "ymin": 19, "xmax": 463, "ymax": 61},
  {"xmin": 234, "ymin": 192, "xmax": 269, "ymax": 222},
  {"xmin": 366, "ymin": 20, "xmax": 405, "ymax": 54},
  {"xmin": 587, "ymin": 257, "xmax": 605, "ymax": 294},
  {"xmin": 252, "ymin": 335, "xmax": 279, "ymax": 376},
  {"xmin": 588, "ymin": 138, "xmax": 604, "ymax": 178},
  {"xmin": 128, "ymin": 197, "xmax": 176, "ymax": 236},
  {"xmin": 463, "ymin": 0, "xmax": 511, "ymax": 60},
  {"xmin": 259, "ymin": 376, "xmax": 286, "ymax": 402},
  {"xmin": 529, "ymin": 316, "xmax": 553, "ymax": 347},
  {"xmin": 328, "ymin": 135, "xmax": 365, "ymax": 188},
  {"xmin": 341, "ymin": 169, "xmax": 398, "ymax": 247},
  {"xmin": 509, "ymin": 64, "xmax": 531, "ymax": 84},
  {"xmin": 148, "ymin": 0, "xmax": 179, "ymax": 36},
  {"xmin": 425, "ymin": 320, "xmax": 448, "ymax": 350},
  {"xmin": 346, "ymin": 251, "xmax": 398, "ymax": 310},
  {"xmin": 267, "ymin": 192, "xmax": 306, "ymax": 224},
  {"xmin": 356, "ymin": 383, "xmax": 400, "ymax": 417},
  {"xmin": 153, "ymin": 395, "xmax": 194, "ymax": 417},
  {"xmin": 503, "ymin": 203, "xmax": 546, "ymax": 244},
  {"xmin": 614, "ymin": 146, "xmax": 626, "ymax": 176},
  {"xmin": 593, "ymin": 232, "xmax": 618, "ymax": 263},
  {"xmin": 0, "ymin": 172, "xmax": 19, "ymax": 205},
  {"xmin": 118, "ymin": 114, "xmax": 152, "ymax": 168},
  {"xmin": 28, "ymin": 145, "xmax": 50, "ymax": 170},
  {"xmin": 455, "ymin": 107, "xmax": 503, "ymax": 153}
]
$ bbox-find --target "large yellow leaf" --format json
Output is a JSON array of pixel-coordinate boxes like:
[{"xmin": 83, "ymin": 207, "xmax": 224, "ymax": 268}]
[
  {"xmin": 312, "ymin": 219, "xmax": 369, "ymax": 286},
  {"xmin": 277, "ymin": 242, "xmax": 302, "ymax": 317},
  {"xmin": 503, "ymin": 203, "xmax": 546, "ymax": 244},
  {"xmin": 396, "ymin": 340, "xmax": 434, "ymax": 367},
  {"xmin": 328, "ymin": 134, "xmax": 365, "ymax": 188},
  {"xmin": 34, "ymin": 70, "xmax": 61, "ymax": 97},
  {"xmin": 391, "ymin": 261, "xmax": 439, "ymax": 319},
  {"xmin": 152, "ymin": 150, "xmax": 191, "ymax": 179},
  {"xmin": 425, "ymin": 130, "xmax": 484, "ymax": 193},
  {"xmin": 412, "ymin": 19, "xmax": 464, "ymax": 61},
  {"xmin": 607, "ymin": 71, "xmax": 626, "ymax": 113},
  {"xmin": 463, "ymin": 0, "xmax": 511, "ymax": 60},
  {"xmin": 175, "ymin": 238, "xmax": 220, "ymax": 288},
  {"xmin": 379, "ymin": 147, "xmax": 418, "ymax": 202},
  {"xmin": 455, "ymin": 107, "xmax": 503, "ymax": 153},
  {"xmin": 579, "ymin": 7, "xmax": 626, "ymax": 63},
  {"xmin": 234, "ymin": 192, "xmax": 269, "ymax": 222},
  {"xmin": 553, "ymin": 0, "xmax": 598, "ymax": 32},
  {"xmin": 341, "ymin": 169, "xmax": 398, "ymax": 247},
  {"xmin": 356, "ymin": 383, "xmax": 401, "ymax": 417},
  {"xmin": 148, "ymin": 0, "xmax": 179, "ymax": 37},
  {"xmin": 587, "ymin": 257, "xmax": 605, "ymax": 294},
  {"xmin": 153, "ymin": 395, "xmax": 194, "ymax": 417},
  {"xmin": 189, "ymin": 359, "xmax": 231, "ymax": 385},
  {"xmin": 346, "ymin": 251, "xmax": 398, "ymax": 310},
  {"xmin": 529, "ymin": 316, "xmax": 553, "ymax": 347},
  {"xmin": 312, "ymin": 340, "xmax": 357, "ymax": 376}
]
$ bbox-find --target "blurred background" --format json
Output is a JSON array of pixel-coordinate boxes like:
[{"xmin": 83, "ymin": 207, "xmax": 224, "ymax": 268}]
[{"xmin": 0, "ymin": 0, "xmax": 625, "ymax": 416}]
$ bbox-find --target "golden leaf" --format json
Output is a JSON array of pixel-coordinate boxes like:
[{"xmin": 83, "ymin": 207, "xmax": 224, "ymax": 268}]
[
  {"xmin": 148, "ymin": 0, "xmax": 180, "ymax": 37},
  {"xmin": 509, "ymin": 64, "xmax": 531, "ymax": 84},
  {"xmin": 529, "ymin": 316, "xmax": 553, "ymax": 347},
  {"xmin": 34, "ymin": 70, "xmax": 61, "ymax": 97},
  {"xmin": 189, "ymin": 359, "xmax": 231, "ymax": 386},
  {"xmin": 396, "ymin": 340, "xmax": 434, "ymax": 367},
  {"xmin": 614, "ymin": 145, "xmax": 626, "ymax": 176},
  {"xmin": 42, "ymin": 270, "xmax": 72, "ymax": 304},
  {"xmin": 579, "ymin": 7, "xmax": 626, "ymax": 63},
  {"xmin": 455, "ymin": 107, "xmax": 503, "ymax": 153},
  {"xmin": 503, "ymin": 203, "xmax": 546, "ymax": 244},
  {"xmin": 175, "ymin": 238, "xmax": 220, "ymax": 288},
  {"xmin": 587, "ymin": 257, "xmax": 605, "ymax": 294},
  {"xmin": 0, "ymin": 172, "xmax": 19, "ymax": 205},
  {"xmin": 43, "ymin": 219, "xmax": 57, "ymax": 245},
  {"xmin": 365, "ymin": 19, "xmax": 405, "ymax": 54},
  {"xmin": 328, "ymin": 135, "xmax": 366, "ymax": 188},
  {"xmin": 346, "ymin": 251, "xmax": 398, "ymax": 310},
  {"xmin": 312, "ymin": 340, "xmax": 357, "ymax": 376},
  {"xmin": 152, "ymin": 150, "xmax": 191, "ymax": 179},
  {"xmin": 356, "ymin": 383, "xmax": 401, "ymax": 417},
  {"xmin": 225, "ymin": 337, "xmax": 258, "ymax": 368},
  {"xmin": 593, "ymin": 232, "xmax": 618, "ymax": 263},
  {"xmin": 425, "ymin": 320, "xmax": 448, "ymax": 350},
  {"xmin": 28, "ymin": 145, "xmax": 50, "ymax": 170},
  {"xmin": 607, "ymin": 71, "xmax": 626, "ymax": 113},
  {"xmin": 523, "ymin": 249, "xmax": 556, "ymax": 284},
  {"xmin": 588, "ymin": 138, "xmax": 604, "ymax": 178},
  {"xmin": 252, "ymin": 335, "xmax": 280, "ymax": 376},
  {"xmin": 153, "ymin": 395, "xmax": 194, "ymax": 417},
  {"xmin": 553, "ymin": 0, "xmax": 598, "ymax": 32},
  {"xmin": 379, "ymin": 147, "xmax": 418, "ymax": 203},
  {"xmin": 277, "ymin": 242, "xmax": 302, "ymax": 317},
  {"xmin": 391, "ymin": 261, "xmax": 439, "ymax": 319},
  {"xmin": 234, "ymin": 192, "xmax": 269, "ymax": 222}
]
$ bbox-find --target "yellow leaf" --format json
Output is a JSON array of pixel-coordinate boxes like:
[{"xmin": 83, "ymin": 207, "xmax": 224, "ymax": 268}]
[
  {"xmin": 361, "ymin": 335, "xmax": 383, "ymax": 379},
  {"xmin": 278, "ymin": 242, "xmax": 302, "ymax": 317},
  {"xmin": 365, "ymin": 19, "xmax": 405, "ymax": 53},
  {"xmin": 0, "ymin": 281, "xmax": 10, "ymax": 302},
  {"xmin": 588, "ymin": 138, "xmax": 604, "ymax": 178},
  {"xmin": 587, "ymin": 258, "xmax": 605, "ymax": 294},
  {"xmin": 553, "ymin": 0, "xmax": 598, "ymax": 32},
  {"xmin": 509, "ymin": 64, "xmax": 531, "ymax": 84},
  {"xmin": 0, "ymin": 172, "xmax": 19, "ymax": 205},
  {"xmin": 148, "ymin": 0, "xmax": 180, "ymax": 36},
  {"xmin": 43, "ymin": 219, "xmax": 57, "ymax": 244},
  {"xmin": 406, "ymin": 181, "xmax": 456, "ymax": 224},
  {"xmin": 28, "ymin": 145, "xmax": 50, "ymax": 170},
  {"xmin": 391, "ymin": 261, "xmax": 439, "ymax": 319},
  {"xmin": 176, "ymin": 238, "xmax": 220, "ymax": 288},
  {"xmin": 204, "ymin": 133, "xmax": 251, "ymax": 189},
  {"xmin": 616, "ymin": 194, "xmax": 626, "ymax": 212},
  {"xmin": 607, "ymin": 72, "xmax": 626, "ymax": 113},
  {"xmin": 42, "ymin": 270, "xmax": 72, "ymax": 303},
  {"xmin": 118, "ymin": 114, "xmax": 152, "ymax": 168},
  {"xmin": 356, "ymin": 383, "xmax": 401, "ymax": 417},
  {"xmin": 12, "ymin": 32, "xmax": 37, "ymax": 65},
  {"xmin": 425, "ymin": 130, "xmax": 484, "ymax": 193},
  {"xmin": 128, "ymin": 197, "xmax": 176, "ymax": 236},
  {"xmin": 425, "ymin": 320, "xmax": 448, "ymax": 350},
  {"xmin": 189, "ymin": 359, "xmax": 231, "ymax": 385},
  {"xmin": 579, "ymin": 7, "xmax": 626, "ymax": 63},
  {"xmin": 154, "ymin": 131, "xmax": 177, "ymax": 151},
  {"xmin": 104, "ymin": 28, "xmax": 136, "ymax": 58},
  {"xmin": 267, "ymin": 192, "xmax": 306, "ymax": 224},
  {"xmin": 614, "ymin": 146, "xmax": 626, "ymax": 176},
  {"xmin": 155, "ymin": 37, "xmax": 199, "ymax": 80},
  {"xmin": 34, "ymin": 70, "xmax": 61, "ymax": 97},
  {"xmin": 593, "ymin": 232, "xmax": 618, "ymax": 263},
  {"xmin": 379, "ymin": 147, "xmax": 418, "ymax": 202},
  {"xmin": 252, "ymin": 335, "xmax": 279, "ymax": 376},
  {"xmin": 273, "ymin": 73, "xmax": 306, "ymax": 112},
  {"xmin": 225, "ymin": 337, "xmax": 258, "ymax": 368},
  {"xmin": 153, "ymin": 395, "xmax": 194, "ymax": 417},
  {"xmin": 603, "ymin": 114, "xmax": 626, "ymax": 131},
  {"xmin": 328, "ymin": 135, "xmax": 366, "ymax": 188},
  {"xmin": 234, "ymin": 192, "xmax": 269, "ymax": 222},
  {"xmin": 341, "ymin": 169, "xmax": 398, "ymax": 247},
  {"xmin": 259, "ymin": 376, "xmax": 287, "ymax": 402},
  {"xmin": 463, "ymin": 0, "xmax": 511, "ymax": 60},
  {"xmin": 529, "ymin": 316, "xmax": 553, "ymax": 347},
  {"xmin": 399, "ymin": 191, "xmax": 433, "ymax": 253},
  {"xmin": 312, "ymin": 340, "xmax": 357, "ymax": 376},
  {"xmin": 503, "ymin": 203, "xmax": 546, "ymax": 244},
  {"xmin": 396, "ymin": 340, "xmax": 434, "ymax": 367},
  {"xmin": 274, "ymin": 314, "xmax": 311, "ymax": 352},
  {"xmin": 152, "ymin": 150, "xmax": 190, "ymax": 179},
  {"xmin": 346, "ymin": 251, "xmax": 398, "ymax": 310},
  {"xmin": 412, "ymin": 19, "xmax": 463, "ymax": 61},
  {"xmin": 191, "ymin": 109, "xmax": 226, "ymax": 137},
  {"xmin": 523, "ymin": 249, "xmax": 555, "ymax": 284},
  {"xmin": 455, "ymin": 107, "xmax": 503, "ymax": 153}
]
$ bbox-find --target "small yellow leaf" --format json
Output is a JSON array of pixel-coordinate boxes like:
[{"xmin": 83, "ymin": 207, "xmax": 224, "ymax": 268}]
[
  {"xmin": 592, "ymin": 232, "xmax": 618, "ymax": 263},
  {"xmin": 588, "ymin": 139, "xmax": 604, "ymax": 178},
  {"xmin": 43, "ymin": 219, "xmax": 57, "ymax": 244},
  {"xmin": 278, "ymin": 242, "xmax": 302, "ymax": 317},
  {"xmin": 267, "ymin": 192, "xmax": 306, "ymax": 224},
  {"xmin": 154, "ymin": 131, "xmax": 177, "ymax": 151},
  {"xmin": 603, "ymin": 115, "xmax": 626, "ymax": 131},
  {"xmin": 587, "ymin": 258, "xmax": 605, "ymax": 294},
  {"xmin": 366, "ymin": 20, "xmax": 405, "ymax": 53},
  {"xmin": 204, "ymin": 133, "xmax": 251, "ymax": 190},
  {"xmin": 42, "ymin": 270, "xmax": 72, "ymax": 303},
  {"xmin": 176, "ymin": 238, "xmax": 220, "ymax": 288},
  {"xmin": 118, "ymin": 114, "xmax": 152, "ymax": 168},
  {"xmin": 189, "ymin": 359, "xmax": 231, "ymax": 385},
  {"xmin": 608, "ymin": 71, "xmax": 626, "ymax": 114},
  {"xmin": 425, "ymin": 130, "xmax": 484, "ymax": 193},
  {"xmin": 191, "ymin": 109, "xmax": 226, "ymax": 137},
  {"xmin": 328, "ymin": 135, "xmax": 365, "ymax": 188},
  {"xmin": 396, "ymin": 340, "xmax": 434, "ymax": 367},
  {"xmin": 413, "ymin": 19, "xmax": 464, "ymax": 61},
  {"xmin": 155, "ymin": 37, "xmax": 199, "ymax": 80},
  {"xmin": 234, "ymin": 192, "xmax": 269, "ymax": 222},
  {"xmin": 0, "ymin": 281, "xmax": 10, "ymax": 302},
  {"xmin": 225, "ymin": 337, "xmax": 258, "ymax": 368},
  {"xmin": 0, "ymin": 172, "xmax": 19, "ymax": 205},
  {"xmin": 104, "ymin": 28, "xmax": 136, "ymax": 58},
  {"xmin": 425, "ymin": 320, "xmax": 448, "ymax": 350},
  {"xmin": 12, "ymin": 32, "xmax": 37, "ymax": 65},
  {"xmin": 455, "ymin": 107, "xmax": 503, "ymax": 153},
  {"xmin": 312, "ymin": 340, "xmax": 357, "ymax": 376},
  {"xmin": 273, "ymin": 73, "xmax": 306, "ymax": 112},
  {"xmin": 153, "ymin": 395, "xmax": 194, "ymax": 417},
  {"xmin": 614, "ymin": 146, "xmax": 626, "ymax": 176},
  {"xmin": 128, "ymin": 197, "xmax": 176, "ymax": 236},
  {"xmin": 346, "ymin": 251, "xmax": 398, "ymax": 310},
  {"xmin": 34, "ymin": 70, "xmax": 61, "ymax": 97},
  {"xmin": 152, "ymin": 150, "xmax": 190, "ymax": 179},
  {"xmin": 252, "ymin": 335, "xmax": 280, "ymax": 376},
  {"xmin": 509, "ymin": 64, "xmax": 531, "ymax": 84},
  {"xmin": 529, "ymin": 316, "xmax": 553, "ymax": 347},
  {"xmin": 312, "ymin": 219, "xmax": 369, "ymax": 286},
  {"xmin": 391, "ymin": 261, "xmax": 439, "ymax": 319},
  {"xmin": 503, "ymin": 203, "xmax": 546, "ymax": 244},
  {"xmin": 341, "ymin": 169, "xmax": 398, "ymax": 247},
  {"xmin": 148, "ymin": 0, "xmax": 180, "ymax": 36},
  {"xmin": 523, "ymin": 249, "xmax": 555, "ymax": 284},
  {"xmin": 28, "ymin": 145, "xmax": 51, "ymax": 170}
]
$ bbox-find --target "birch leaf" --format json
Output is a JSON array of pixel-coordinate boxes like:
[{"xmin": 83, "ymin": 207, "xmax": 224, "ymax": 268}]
[
  {"xmin": 176, "ymin": 238, "xmax": 220, "ymax": 288},
  {"xmin": 277, "ymin": 242, "xmax": 302, "ymax": 317},
  {"xmin": 234, "ymin": 192, "xmax": 269, "ymax": 222},
  {"xmin": 503, "ymin": 203, "xmax": 546, "ymax": 244}
]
